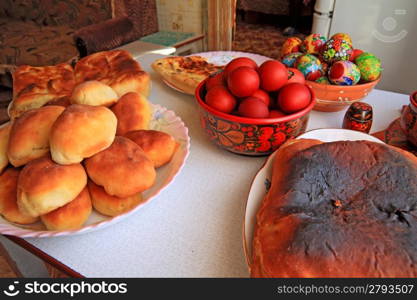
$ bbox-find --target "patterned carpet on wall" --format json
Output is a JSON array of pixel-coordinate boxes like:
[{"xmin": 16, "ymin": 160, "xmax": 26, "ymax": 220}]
[{"xmin": 232, "ymin": 22, "xmax": 306, "ymax": 59}]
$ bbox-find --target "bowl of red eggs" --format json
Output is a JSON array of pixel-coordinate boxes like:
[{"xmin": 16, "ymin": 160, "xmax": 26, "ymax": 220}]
[{"xmin": 195, "ymin": 57, "xmax": 316, "ymax": 156}]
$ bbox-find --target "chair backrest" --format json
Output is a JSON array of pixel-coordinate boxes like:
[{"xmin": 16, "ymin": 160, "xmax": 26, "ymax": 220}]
[{"xmin": 114, "ymin": 0, "xmax": 159, "ymax": 37}]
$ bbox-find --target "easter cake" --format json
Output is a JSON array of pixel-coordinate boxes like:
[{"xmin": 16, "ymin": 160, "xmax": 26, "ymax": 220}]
[{"xmin": 251, "ymin": 139, "xmax": 417, "ymax": 277}]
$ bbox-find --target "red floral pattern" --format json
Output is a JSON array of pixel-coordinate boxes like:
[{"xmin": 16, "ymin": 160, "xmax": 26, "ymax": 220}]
[
  {"xmin": 199, "ymin": 109, "xmax": 309, "ymax": 155},
  {"xmin": 256, "ymin": 127, "xmax": 287, "ymax": 151},
  {"xmin": 373, "ymin": 118, "xmax": 417, "ymax": 156},
  {"xmin": 343, "ymin": 119, "xmax": 372, "ymax": 133}
]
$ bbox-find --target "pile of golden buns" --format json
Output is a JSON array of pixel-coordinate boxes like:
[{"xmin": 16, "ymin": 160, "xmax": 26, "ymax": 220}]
[{"xmin": 0, "ymin": 50, "xmax": 178, "ymax": 231}]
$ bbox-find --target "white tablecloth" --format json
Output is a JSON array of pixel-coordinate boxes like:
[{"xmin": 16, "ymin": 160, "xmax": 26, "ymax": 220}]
[{"xmin": 21, "ymin": 53, "xmax": 410, "ymax": 277}]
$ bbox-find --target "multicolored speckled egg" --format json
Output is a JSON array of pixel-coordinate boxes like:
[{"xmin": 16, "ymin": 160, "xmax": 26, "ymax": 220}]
[
  {"xmin": 301, "ymin": 33, "xmax": 327, "ymax": 54},
  {"xmin": 321, "ymin": 61, "xmax": 329, "ymax": 74},
  {"xmin": 331, "ymin": 33, "xmax": 353, "ymax": 46},
  {"xmin": 295, "ymin": 54, "xmax": 323, "ymax": 81},
  {"xmin": 320, "ymin": 38, "xmax": 353, "ymax": 63},
  {"xmin": 350, "ymin": 49, "xmax": 364, "ymax": 62},
  {"xmin": 355, "ymin": 52, "xmax": 381, "ymax": 82},
  {"xmin": 282, "ymin": 52, "xmax": 303, "ymax": 67},
  {"xmin": 328, "ymin": 61, "xmax": 361, "ymax": 85},
  {"xmin": 315, "ymin": 76, "xmax": 330, "ymax": 84},
  {"xmin": 280, "ymin": 37, "xmax": 302, "ymax": 58}
]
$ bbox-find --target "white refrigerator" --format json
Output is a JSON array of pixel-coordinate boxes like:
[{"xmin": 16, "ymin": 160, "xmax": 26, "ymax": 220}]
[{"xmin": 312, "ymin": 0, "xmax": 417, "ymax": 94}]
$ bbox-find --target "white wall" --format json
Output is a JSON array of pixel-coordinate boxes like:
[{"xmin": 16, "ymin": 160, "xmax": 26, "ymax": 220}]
[{"xmin": 156, "ymin": 0, "xmax": 206, "ymax": 34}]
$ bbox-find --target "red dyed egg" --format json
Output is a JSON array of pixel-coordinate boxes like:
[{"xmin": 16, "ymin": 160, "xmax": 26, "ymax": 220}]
[
  {"xmin": 258, "ymin": 60, "xmax": 288, "ymax": 91},
  {"xmin": 238, "ymin": 97, "xmax": 269, "ymax": 118},
  {"xmin": 250, "ymin": 89, "xmax": 271, "ymax": 107},
  {"xmin": 205, "ymin": 86, "xmax": 237, "ymax": 113},
  {"xmin": 277, "ymin": 83, "xmax": 311, "ymax": 113},
  {"xmin": 268, "ymin": 110, "xmax": 286, "ymax": 118},
  {"xmin": 287, "ymin": 68, "xmax": 305, "ymax": 85},
  {"xmin": 227, "ymin": 66, "xmax": 260, "ymax": 97},
  {"xmin": 224, "ymin": 57, "xmax": 257, "ymax": 78},
  {"xmin": 206, "ymin": 71, "xmax": 225, "ymax": 90}
]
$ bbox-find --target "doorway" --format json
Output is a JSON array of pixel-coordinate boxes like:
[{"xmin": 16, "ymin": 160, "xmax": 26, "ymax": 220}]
[{"xmin": 232, "ymin": 0, "xmax": 315, "ymax": 59}]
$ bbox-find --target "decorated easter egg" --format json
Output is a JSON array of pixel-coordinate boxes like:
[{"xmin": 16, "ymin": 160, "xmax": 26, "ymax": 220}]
[
  {"xmin": 282, "ymin": 52, "xmax": 303, "ymax": 67},
  {"xmin": 295, "ymin": 54, "xmax": 323, "ymax": 81},
  {"xmin": 280, "ymin": 37, "xmax": 302, "ymax": 58},
  {"xmin": 321, "ymin": 61, "xmax": 329, "ymax": 74},
  {"xmin": 320, "ymin": 38, "xmax": 353, "ymax": 63},
  {"xmin": 355, "ymin": 52, "xmax": 381, "ymax": 82},
  {"xmin": 301, "ymin": 33, "xmax": 327, "ymax": 54},
  {"xmin": 315, "ymin": 76, "xmax": 330, "ymax": 85},
  {"xmin": 328, "ymin": 61, "xmax": 361, "ymax": 85},
  {"xmin": 350, "ymin": 49, "xmax": 364, "ymax": 62},
  {"xmin": 331, "ymin": 33, "xmax": 353, "ymax": 45}
]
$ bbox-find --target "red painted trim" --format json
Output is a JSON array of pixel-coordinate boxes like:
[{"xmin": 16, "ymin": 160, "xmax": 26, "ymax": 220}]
[
  {"xmin": 195, "ymin": 79, "xmax": 316, "ymax": 125},
  {"xmin": 4, "ymin": 235, "xmax": 84, "ymax": 278}
]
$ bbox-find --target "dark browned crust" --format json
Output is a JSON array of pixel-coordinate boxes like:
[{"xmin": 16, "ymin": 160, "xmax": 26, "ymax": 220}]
[{"xmin": 253, "ymin": 141, "xmax": 417, "ymax": 277}]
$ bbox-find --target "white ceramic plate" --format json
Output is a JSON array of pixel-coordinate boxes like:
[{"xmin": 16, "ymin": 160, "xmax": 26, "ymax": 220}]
[
  {"xmin": 243, "ymin": 129, "xmax": 384, "ymax": 267},
  {"xmin": 162, "ymin": 79, "xmax": 188, "ymax": 94},
  {"xmin": 0, "ymin": 104, "xmax": 190, "ymax": 238},
  {"xmin": 161, "ymin": 51, "xmax": 272, "ymax": 94}
]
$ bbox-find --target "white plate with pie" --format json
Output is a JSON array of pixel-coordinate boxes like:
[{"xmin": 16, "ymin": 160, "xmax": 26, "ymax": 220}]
[
  {"xmin": 0, "ymin": 104, "xmax": 190, "ymax": 238},
  {"xmin": 162, "ymin": 79, "xmax": 188, "ymax": 94},
  {"xmin": 242, "ymin": 129, "xmax": 384, "ymax": 266},
  {"xmin": 161, "ymin": 51, "xmax": 272, "ymax": 94}
]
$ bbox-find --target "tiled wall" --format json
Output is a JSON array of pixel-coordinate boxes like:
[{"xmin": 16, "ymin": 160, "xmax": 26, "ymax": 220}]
[{"xmin": 156, "ymin": 0, "xmax": 206, "ymax": 34}]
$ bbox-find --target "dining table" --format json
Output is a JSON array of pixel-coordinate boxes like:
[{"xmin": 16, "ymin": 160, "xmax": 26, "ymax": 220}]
[{"xmin": 3, "ymin": 52, "xmax": 411, "ymax": 277}]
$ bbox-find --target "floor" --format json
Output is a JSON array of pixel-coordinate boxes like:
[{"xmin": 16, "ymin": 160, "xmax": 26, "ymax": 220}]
[
  {"xmin": 0, "ymin": 236, "xmax": 49, "ymax": 277},
  {"xmin": 232, "ymin": 9, "xmax": 311, "ymax": 59},
  {"xmin": 0, "ymin": 241, "xmax": 21, "ymax": 277},
  {"xmin": 232, "ymin": 21, "xmax": 306, "ymax": 59}
]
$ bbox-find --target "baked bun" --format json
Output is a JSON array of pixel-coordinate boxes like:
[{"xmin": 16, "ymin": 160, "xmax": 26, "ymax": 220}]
[
  {"xmin": 46, "ymin": 96, "xmax": 71, "ymax": 107},
  {"xmin": 10, "ymin": 63, "xmax": 75, "ymax": 119},
  {"xmin": 7, "ymin": 106, "xmax": 65, "ymax": 167},
  {"xmin": 252, "ymin": 140, "xmax": 417, "ymax": 277},
  {"xmin": 71, "ymin": 80, "xmax": 118, "ymax": 107},
  {"xmin": 0, "ymin": 122, "xmax": 11, "ymax": 173},
  {"xmin": 40, "ymin": 187, "xmax": 92, "ymax": 231},
  {"xmin": 74, "ymin": 50, "xmax": 150, "ymax": 97},
  {"xmin": 85, "ymin": 136, "xmax": 156, "ymax": 198},
  {"xmin": 125, "ymin": 130, "xmax": 177, "ymax": 167},
  {"xmin": 0, "ymin": 167, "xmax": 38, "ymax": 224},
  {"xmin": 111, "ymin": 92, "xmax": 151, "ymax": 136},
  {"xmin": 49, "ymin": 104, "xmax": 117, "ymax": 165},
  {"xmin": 17, "ymin": 156, "xmax": 87, "ymax": 217},
  {"xmin": 88, "ymin": 180, "xmax": 144, "ymax": 217}
]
